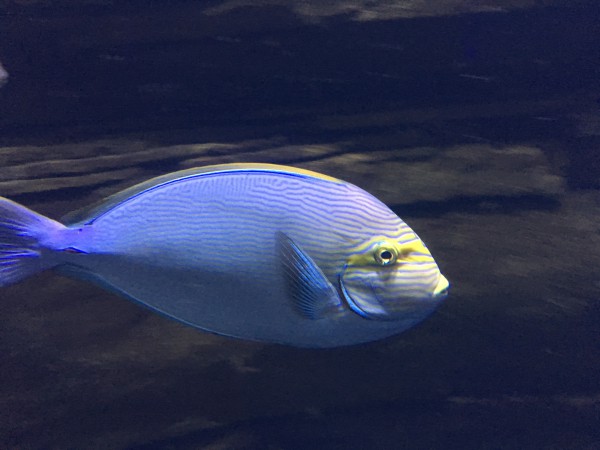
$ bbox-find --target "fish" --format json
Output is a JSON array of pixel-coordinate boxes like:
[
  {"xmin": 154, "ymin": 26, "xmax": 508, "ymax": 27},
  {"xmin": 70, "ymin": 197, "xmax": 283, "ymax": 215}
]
[
  {"xmin": 0, "ymin": 60, "xmax": 8, "ymax": 88},
  {"xmin": 0, "ymin": 163, "xmax": 449, "ymax": 347}
]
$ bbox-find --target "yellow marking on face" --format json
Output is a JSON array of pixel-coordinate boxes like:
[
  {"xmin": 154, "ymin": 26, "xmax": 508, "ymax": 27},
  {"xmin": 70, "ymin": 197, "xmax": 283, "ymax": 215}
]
[
  {"xmin": 397, "ymin": 239, "xmax": 434, "ymax": 263},
  {"xmin": 346, "ymin": 237, "xmax": 395, "ymax": 266},
  {"xmin": 346, "ymin": 235, "xmax": 434, "ymax": 267}
]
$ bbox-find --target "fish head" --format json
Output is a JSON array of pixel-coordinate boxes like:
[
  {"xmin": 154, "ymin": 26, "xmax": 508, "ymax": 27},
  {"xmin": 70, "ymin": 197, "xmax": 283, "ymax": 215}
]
[{"xmin": 339, "ymin": 234, "xmax": 449, "ymax": 321}]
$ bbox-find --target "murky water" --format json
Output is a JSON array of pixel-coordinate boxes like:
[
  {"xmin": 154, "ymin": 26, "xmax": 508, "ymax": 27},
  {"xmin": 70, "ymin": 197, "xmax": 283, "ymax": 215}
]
[{"xmin": 0, "ymin": 2, "xmax": 599, "ymax": 449}]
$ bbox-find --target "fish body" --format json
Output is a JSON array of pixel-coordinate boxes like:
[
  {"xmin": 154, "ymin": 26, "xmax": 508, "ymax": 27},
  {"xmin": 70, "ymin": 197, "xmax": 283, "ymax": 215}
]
[{"xmin": 0, "ymin": 164, "xmax": 448, "ymax": 347}]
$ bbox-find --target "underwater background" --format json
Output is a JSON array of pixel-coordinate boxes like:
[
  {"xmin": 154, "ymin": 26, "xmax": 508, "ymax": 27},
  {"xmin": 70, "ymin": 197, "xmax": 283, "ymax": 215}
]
[{"xmin": 0, "ymin": 1, "xmax": 599, "ymax": 448}]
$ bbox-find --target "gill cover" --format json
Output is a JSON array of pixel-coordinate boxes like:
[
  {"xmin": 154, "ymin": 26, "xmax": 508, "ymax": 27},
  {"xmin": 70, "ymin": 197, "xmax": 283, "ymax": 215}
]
[{"xmin": 339, "ymin": 264, "xmax": 399, "ymax": 320}]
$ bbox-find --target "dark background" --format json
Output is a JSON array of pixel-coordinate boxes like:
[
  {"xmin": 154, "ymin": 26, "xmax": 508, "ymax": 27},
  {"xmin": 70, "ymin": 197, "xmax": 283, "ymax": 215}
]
[{"xmin": 0, "ymin": 1, "xmax": 599, "ymax": 448}]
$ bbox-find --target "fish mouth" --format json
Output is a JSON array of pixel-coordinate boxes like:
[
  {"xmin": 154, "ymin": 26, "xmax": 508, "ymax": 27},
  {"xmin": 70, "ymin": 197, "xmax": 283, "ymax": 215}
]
[{"xmin": 432, "ymin": 274, "xmax": 450, "ymax": 299}]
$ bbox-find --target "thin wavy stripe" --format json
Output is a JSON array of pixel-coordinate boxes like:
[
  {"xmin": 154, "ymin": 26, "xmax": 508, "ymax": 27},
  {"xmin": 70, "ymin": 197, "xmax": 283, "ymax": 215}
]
[
  {"xmin": 344, "ymin": 265, "xmax": 440, "ymax": 293},
  {"xmin": 96, "ymin": 169, "xmax": 414, "ymax": 276}
]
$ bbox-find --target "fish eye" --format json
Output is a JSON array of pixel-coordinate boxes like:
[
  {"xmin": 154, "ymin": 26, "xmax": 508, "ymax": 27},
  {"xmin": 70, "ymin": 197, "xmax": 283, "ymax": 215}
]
[
  {"xmin": 380, "ymin": 250, "xmax": 392, "ymax": 260},
  {"xmin": 374, "ymin": 246, "xmax": 397, "ymax": 266}
]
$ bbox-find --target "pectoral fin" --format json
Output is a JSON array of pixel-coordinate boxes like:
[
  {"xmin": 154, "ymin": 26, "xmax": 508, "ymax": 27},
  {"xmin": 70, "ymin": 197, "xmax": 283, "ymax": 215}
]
[{"xmin": 276, "ymin": 232, "xmax": 343, "ymax": 320}]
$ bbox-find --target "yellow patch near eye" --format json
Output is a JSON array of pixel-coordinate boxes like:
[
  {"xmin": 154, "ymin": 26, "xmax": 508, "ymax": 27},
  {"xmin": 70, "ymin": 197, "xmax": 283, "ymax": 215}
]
[
  {"xmin": 346, "ymin": 237, "xmax": 433, "ymax": 267},
  {"xmin": 397, "ymin": 240, "xmax": 433, "ymax": 262},
  {"xmin": 346, "ymin": 237, "xmax": 401, "ymax": 267},
  {"xmin": 347, "ymin": 252, "xmax": 377, "ymax": 266},
  {"xmin": 398, "ymin": 239, "xmax": 423, "ymax": 253}
]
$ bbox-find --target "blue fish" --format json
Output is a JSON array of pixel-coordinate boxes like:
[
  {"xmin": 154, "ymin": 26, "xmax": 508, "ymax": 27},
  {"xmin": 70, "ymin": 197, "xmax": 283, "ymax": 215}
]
[{"xmin": 0, "ymin": 163, "xmax": 449, "ymax": 347}]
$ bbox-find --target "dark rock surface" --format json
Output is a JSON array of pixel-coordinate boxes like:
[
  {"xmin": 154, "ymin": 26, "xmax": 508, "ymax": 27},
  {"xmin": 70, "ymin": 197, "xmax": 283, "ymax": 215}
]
[{"xmin": 0, "ymin": 1, "xmax": 599, "ymax": 449}]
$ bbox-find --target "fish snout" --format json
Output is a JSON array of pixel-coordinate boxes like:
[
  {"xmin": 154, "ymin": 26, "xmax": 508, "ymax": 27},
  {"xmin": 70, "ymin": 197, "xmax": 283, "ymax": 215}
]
[{"xmin": 432, "ymin": 274, "xmax": 449, "ymax": 299}]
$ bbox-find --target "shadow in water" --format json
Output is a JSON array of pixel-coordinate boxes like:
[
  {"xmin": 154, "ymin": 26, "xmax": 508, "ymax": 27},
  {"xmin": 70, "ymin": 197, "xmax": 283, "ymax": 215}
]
[{"xmin": 394, "ymin": 194, "xmax": 561, "ymax": 218}]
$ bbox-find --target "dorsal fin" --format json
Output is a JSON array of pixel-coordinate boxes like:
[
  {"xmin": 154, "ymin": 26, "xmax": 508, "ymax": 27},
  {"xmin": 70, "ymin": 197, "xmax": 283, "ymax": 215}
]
[{"xmin": 62, "ymin": 163, "xmax": 343, "ymax": 226}]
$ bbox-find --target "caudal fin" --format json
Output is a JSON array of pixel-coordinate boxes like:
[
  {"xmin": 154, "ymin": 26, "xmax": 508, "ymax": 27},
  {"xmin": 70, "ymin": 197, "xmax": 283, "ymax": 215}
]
[{"xmin": 0, "ymin": 197, "xmax": 66, "ymax": 286}]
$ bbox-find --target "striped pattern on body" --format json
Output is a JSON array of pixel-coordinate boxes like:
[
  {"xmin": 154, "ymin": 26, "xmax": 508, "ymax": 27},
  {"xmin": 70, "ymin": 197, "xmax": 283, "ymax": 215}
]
[{"xmin": 0, "ymin": 164, "xmax": 446, "ymax": 347}]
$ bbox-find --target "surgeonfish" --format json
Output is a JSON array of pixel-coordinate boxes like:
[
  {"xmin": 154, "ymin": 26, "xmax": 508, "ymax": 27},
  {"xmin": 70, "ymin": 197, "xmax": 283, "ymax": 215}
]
[
  {"xmin": 0, "ymin": 60, "xmax": 7, "ymax": 88},
  {"xmin": 0, "ymin": 163, "xmax": 449, "ymax": 347}
]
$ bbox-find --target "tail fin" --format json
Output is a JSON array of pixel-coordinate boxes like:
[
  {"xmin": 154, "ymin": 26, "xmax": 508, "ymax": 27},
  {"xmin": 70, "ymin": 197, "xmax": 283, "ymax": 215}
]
[{"xmin": 0, "ymin": 197, "xmax": 66, "ymax": 286}]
